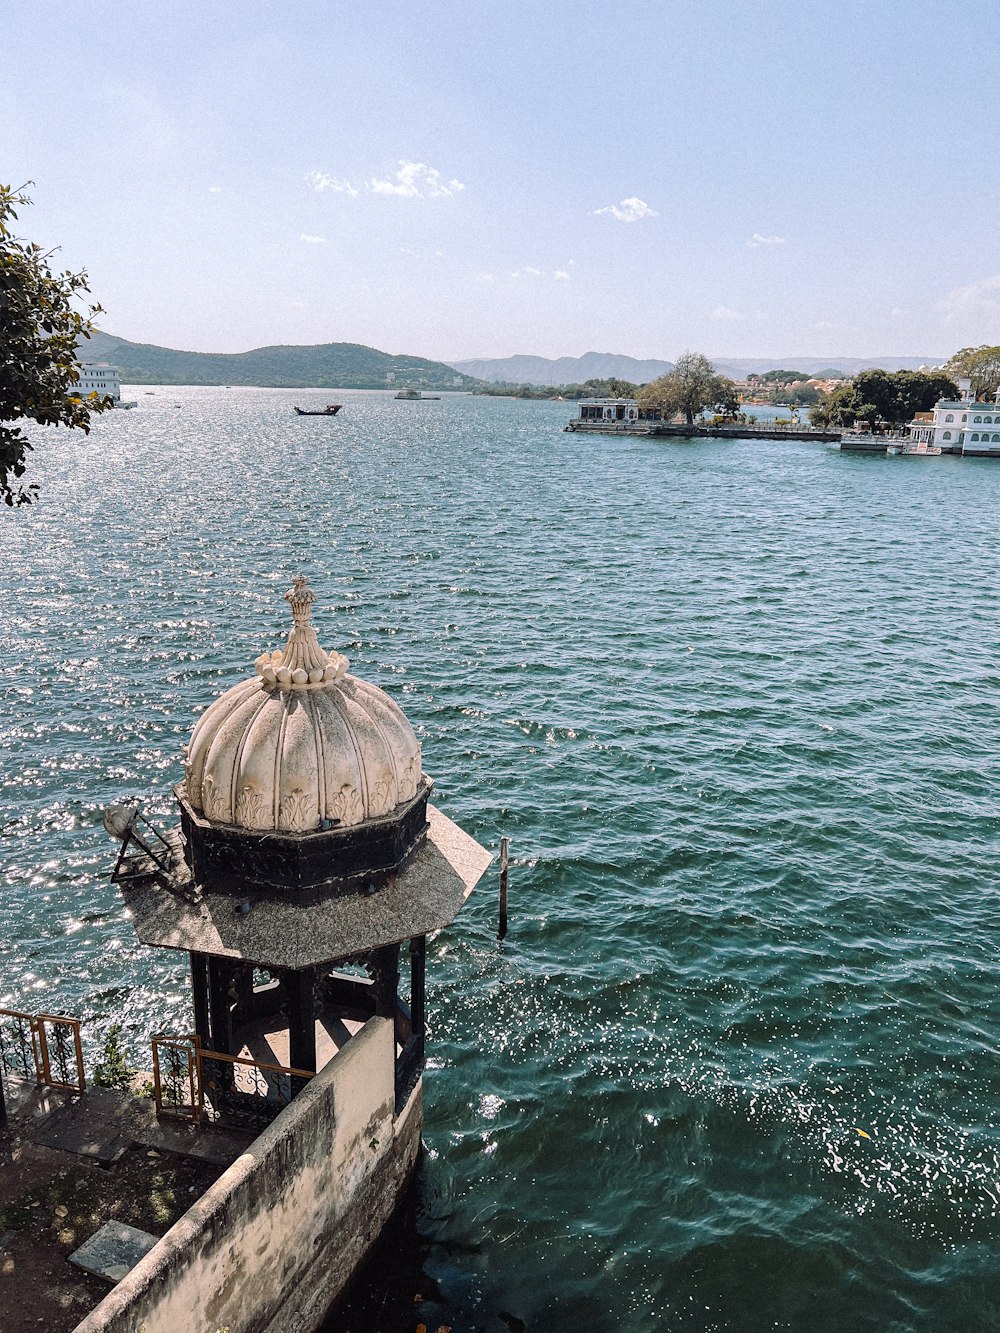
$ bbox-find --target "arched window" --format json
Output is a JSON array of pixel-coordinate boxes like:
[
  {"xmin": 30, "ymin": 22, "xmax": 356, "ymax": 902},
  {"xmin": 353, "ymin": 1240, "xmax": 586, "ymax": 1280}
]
[
  {"xmin": 987, "ymin": 417, "xmax": 994, "ymax": 424},
  {"xmin": 974, "ymin": 416, "xmax": 982, "ymax": 423},
  {"xmin": 971, "ymin": 433, "xmax": 980, "ymax": 441},
  {"xmin": 943, "ymin": 431, "xmax": 952, "ymax": 440},
  {"xmin": 993, "ymin": 433, "xmax": 1000, "ymax": 442},
  {"xmin": 945, "ymin": 414, "xmax": 954, "ymax": 422}
]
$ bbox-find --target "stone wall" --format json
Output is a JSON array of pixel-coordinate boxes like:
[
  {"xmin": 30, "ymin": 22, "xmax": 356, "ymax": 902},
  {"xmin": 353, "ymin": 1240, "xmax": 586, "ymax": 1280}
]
[{"xmin": 73, "ymin": 1017, "xmax": 422, "ymax": 1333}]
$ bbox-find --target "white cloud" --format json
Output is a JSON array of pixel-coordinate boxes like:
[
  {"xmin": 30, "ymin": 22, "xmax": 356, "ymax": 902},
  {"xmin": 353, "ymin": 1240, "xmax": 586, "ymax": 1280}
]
[
  {"xmin": 890, "ymin": 306, "xmax": 908, "ymax": 318},
  {"xmin": 815, "ymin": 320, "xmax": 836, "ymax": 330},
  {"xmin": 208, "ymin": 186, "xmax": 222, "ymax": 193},
  {"xmin": 307, "ymin": 170, "xmax": 359, "ymax": 196},
  {"xmin": 475, "ymin": 271, "xmax": 495, "ymax": 282},
  {"xmin": 511, "ymin": 265, "xmax": 570, "ymax": 281},
  {"xmin": 937, "ymin": 275, "xmax": 1000, "ymax": 325},
  {"xmin": 593, "ymin": 196, "xmax": 658, "ymax": 223},
  {"xmin": 369, "ymin": 160, "xmax": 464, "ymax": 198},
  {"xmin": 748, "ymin": 232, "xmax": 785, "ymax": 248},
  {"xmin": 711, "ymin": 306, "xmax": 743, "ymax": 321},
  {"xmin": 299, "ymin": 233, "xmax": 327, "ymax": 244}
]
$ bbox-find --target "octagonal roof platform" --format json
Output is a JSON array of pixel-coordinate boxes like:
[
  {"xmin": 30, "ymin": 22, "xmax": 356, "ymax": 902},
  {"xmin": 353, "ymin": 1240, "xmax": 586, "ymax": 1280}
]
[{"xmin": 119, "ymin": 804, "xmax": 492, "ymax": 970}]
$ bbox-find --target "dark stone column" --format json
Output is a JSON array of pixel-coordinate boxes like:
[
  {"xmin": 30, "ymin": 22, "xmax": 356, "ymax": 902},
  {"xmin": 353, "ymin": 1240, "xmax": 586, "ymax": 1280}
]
[
  {"xmin": 285, "ymin": 968, "xmax": 317, "ymax": 1074},
  {"xmin": 372, "ymin": 944, "xmax": 400, "ymax": 1020},
  {"xmin": 207, "ymin": 956, "xmax": 235, "ymax": 1054},
  {"xmin": 190, "ymin": 952, "xmax": 212, "ymax": 1048},
  {"xmin": 410, "ymin": 935, "xmax": 426, "ymax": 1063}
]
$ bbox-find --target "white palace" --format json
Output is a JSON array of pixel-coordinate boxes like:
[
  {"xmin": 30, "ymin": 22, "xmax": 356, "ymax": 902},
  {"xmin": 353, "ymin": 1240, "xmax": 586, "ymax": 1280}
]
[
  {"xmin": 908, "ymin": 378, "xmax": 1000, "ymax": 456},
  {"xmin": 74, "ymin": 362, "xmax": 121, "ymax": 400}
]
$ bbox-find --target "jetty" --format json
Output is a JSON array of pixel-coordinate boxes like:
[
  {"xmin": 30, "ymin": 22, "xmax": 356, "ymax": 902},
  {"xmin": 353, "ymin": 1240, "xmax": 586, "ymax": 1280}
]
[
  {"xmin": 565, "ymin": 419, "xmax": 842, "ymax": 443},
  {"xmin": 564, "ymin": 396, "xmax": 841, "ymax": 443}
]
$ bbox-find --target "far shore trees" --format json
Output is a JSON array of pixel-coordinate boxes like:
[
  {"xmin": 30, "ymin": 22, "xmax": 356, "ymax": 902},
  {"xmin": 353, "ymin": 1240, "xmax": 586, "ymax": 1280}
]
[
  {"xmin": 0, "ymin": 183, "xmax": 111, "ymax": 505},
  {"xmin": 810, "ymin": 369, "xmax": 958, "ymax": 429},
  {"xmin": 638, "ymin": 353, "xmax": 739, "ymax": 425},
  {"xmin": 944, "ymin": 346, "xmax": 1000, "ymax": 400}
]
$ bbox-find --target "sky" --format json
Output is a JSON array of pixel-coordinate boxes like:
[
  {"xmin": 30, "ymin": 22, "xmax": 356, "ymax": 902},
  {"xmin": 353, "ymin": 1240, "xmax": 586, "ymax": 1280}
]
[{"xmin": 5, "ymin": 0, "xmax": 1000, "ymax": 362}]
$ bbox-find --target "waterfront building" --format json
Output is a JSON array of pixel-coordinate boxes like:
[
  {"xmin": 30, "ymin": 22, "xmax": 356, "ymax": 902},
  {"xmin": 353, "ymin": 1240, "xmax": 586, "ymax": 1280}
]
[
  {"xmin": 576, "ymin": 396, "xmax": 643, "ymax": 424},
  {"xmin": 75, "ymin": 362, "xmax": 121, "ymax": 401},
  {"xmin": 907, "ymin": 378, "xmax": 1000, "ymax": 456}
]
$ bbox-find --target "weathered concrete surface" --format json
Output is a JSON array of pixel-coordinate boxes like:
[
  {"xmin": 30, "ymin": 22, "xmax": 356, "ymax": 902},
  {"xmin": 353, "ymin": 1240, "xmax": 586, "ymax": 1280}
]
[
  {"xmin": 72, "ymin": 1017, "xmax": 422, "ymax": 1333},
  {"xmin": 69, "ymin": 1221, "xmax": 159, "ymax": 1283},
  {"xmin": 120, "ymin": 803, "xmax": 492, "ymax": 968}
]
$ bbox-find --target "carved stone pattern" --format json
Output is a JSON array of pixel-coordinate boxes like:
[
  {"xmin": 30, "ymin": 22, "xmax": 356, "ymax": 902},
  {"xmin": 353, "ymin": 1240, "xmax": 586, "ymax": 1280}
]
[
  {"xmin": 279, "ymin": 788, "xmax": 312, "ymax": 833},
  {"xmin": 201, "ymin": 772, "xmax": 229, "ymax": 823},
  {"xmin": 235, "ymin": 783, "xmax": 268, "ymax": 827},
  {"xmin": 401, "ymin": 752, "xmax": 421, "ymax": 798},
  {"xmin": 369, "ymin": 774, "xmax": 394, "ymax": 815},
  {"xmin": 328, "ymin": 784, "xmax": 362, "ymax": 825}
]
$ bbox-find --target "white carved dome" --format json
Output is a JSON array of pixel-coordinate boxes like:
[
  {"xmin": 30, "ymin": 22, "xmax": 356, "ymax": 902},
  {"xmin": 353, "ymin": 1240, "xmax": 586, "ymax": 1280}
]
[{"xmin": 184, "ymin": 577, "xmax": 422, "ymax": 834}]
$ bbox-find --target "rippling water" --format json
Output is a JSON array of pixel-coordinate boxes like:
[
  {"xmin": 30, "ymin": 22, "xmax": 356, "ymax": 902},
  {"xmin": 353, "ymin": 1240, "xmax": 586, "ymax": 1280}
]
[{"xmin": 3, "ymin": 388, "xmax": 999, "ymax": 1332}]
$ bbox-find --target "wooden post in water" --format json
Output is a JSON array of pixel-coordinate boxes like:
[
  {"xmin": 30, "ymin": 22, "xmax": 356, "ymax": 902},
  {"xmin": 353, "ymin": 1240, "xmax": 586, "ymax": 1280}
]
[{"xmin": 498, "ymin": 837, "xmax": 509, "ymax": 940}]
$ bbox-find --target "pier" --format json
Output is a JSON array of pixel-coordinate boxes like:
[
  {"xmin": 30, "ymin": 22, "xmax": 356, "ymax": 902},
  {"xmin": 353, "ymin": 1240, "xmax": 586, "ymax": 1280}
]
[{"xmin": 564, "ymin": 419, "xmax": 842, "ymax": 443}]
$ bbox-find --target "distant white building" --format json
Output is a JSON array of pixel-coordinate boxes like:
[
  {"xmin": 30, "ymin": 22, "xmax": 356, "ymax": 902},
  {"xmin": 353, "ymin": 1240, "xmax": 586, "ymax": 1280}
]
[
  {"xmin": 907, "ymin": 377, "xmax": 1000, "ymax": 456},
  {"xmin": 75, "ymin": 362, "xmax": 121, "ymax": 401}
]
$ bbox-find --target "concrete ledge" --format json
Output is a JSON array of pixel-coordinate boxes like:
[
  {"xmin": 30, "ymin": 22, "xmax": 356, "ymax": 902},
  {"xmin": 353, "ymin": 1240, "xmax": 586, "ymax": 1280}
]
[{"xmin": 73, "ymin": 1016, "xmax": 420, "ymax": 1333}]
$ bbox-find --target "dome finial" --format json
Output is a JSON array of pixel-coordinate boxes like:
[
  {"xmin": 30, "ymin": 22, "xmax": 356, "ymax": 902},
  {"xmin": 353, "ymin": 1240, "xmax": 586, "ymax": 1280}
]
[
  {"xmin": 284, "ymin": 575, "xmax": 317, "ymax": 628},
  {"xmin": 254, "ymin": 577, "xmax": 349, "ymax": 689}
]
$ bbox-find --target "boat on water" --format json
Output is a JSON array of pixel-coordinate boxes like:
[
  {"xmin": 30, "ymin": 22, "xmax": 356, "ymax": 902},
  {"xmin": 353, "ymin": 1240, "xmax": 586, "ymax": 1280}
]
[
  {"xmin": 294, "ymin": 404, "xmax": 342, "ymax": 416},
  {"xmin": 395, "ymin": 387, "xmax": 440, "ymax": 401},
  {"xmin": 886, "ymin": 441, "xmax": 942, "ymax": 457}
]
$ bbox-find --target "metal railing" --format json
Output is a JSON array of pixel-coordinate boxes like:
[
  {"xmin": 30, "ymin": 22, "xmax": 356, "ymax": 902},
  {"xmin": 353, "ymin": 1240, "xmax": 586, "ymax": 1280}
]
[
  {"xmin": 151, "ymin": 1035, "xmax": 313, "ymax": 1130},
  {"xmin": 0, "ymin": 1008, "xmax": 85, "ymax": 1099}
]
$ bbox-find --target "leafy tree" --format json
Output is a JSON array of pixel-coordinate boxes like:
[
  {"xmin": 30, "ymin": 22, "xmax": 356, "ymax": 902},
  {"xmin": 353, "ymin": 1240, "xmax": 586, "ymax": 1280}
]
[
  {"xmin": 605, "ymin": 377, "xmax": 640, "ymax": 398},
  {"xmin": 810, "ymin": 385, "xmax": 860, "ymax": 428},
  {"xmin": 944, "ymin": 345, "xmax": 1000, "ymax": 400},
  {"xmin": 890, "ymin": 370, "xmax": 958, "ymax": 421},
  {"xmin": 810, "ymin": 369, "xmax": 957, "ymax": 428},
  {"xmin": 752, "ymin": 369, "xmax": 811, "ymax": 384},
  {"xmin": 638, "ymin": 352, "xmax": 738, "ymax": 425},
  {"xmin": 0, "ymin": 183, "xmax": 111, "ymax": 505}
]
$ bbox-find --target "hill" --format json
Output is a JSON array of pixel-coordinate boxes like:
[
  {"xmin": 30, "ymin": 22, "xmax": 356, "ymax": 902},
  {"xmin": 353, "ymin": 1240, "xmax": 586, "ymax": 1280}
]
[
  {"xmin": 712, "ymin": 356, "xmax": 946, "ymax": 378},
  {"xmin": 447, "ymin": 352, "xmax": 675, "ymax": 386},
  {"xmin": 449, "ymin": 351, "xmax": 947, "ymax": 386},
  {"xmin": 77, "ymin": 332, "xmax": 480, "ymax": 390}
]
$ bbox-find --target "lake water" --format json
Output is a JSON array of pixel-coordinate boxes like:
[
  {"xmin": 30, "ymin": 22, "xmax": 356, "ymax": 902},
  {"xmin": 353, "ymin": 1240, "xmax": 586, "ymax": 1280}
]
[{"xmin": 2, "ymin": 388, "xmax": 999, "ymax": 1332}]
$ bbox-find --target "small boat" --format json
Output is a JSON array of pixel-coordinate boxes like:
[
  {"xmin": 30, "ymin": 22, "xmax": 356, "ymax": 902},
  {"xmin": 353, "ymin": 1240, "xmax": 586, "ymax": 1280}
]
[
  {"xmin": 395, "ymin": 387, "xmax": 440, "ymax": 401},
  {"xmin": 294, "ymin": 404, "xmax": 342, "ymax": 416},
  {"xmin": 888, "ymin": 441, "xmax": 941, "ymax": 457}
]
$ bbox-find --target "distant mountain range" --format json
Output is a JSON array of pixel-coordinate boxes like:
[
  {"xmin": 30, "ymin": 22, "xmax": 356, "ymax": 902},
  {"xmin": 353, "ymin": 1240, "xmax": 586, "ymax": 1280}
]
[
  {"xmin": 447, "ymin": 352, "xmax": 675, "ymax": 385},
  {"xmin": 78, "ymin": 334, "xmax": 950, "ymax": 391},
  {"xmin": 447, "ymin": 351, "xmax": 948, "ymax": 386},
  {"xmin": 78, "ymin": 332, "xmax": 479, "ymax": 390},
  {"xmin": 712, "ymin": 356, "xmax": 947, "ymax": 378}
]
